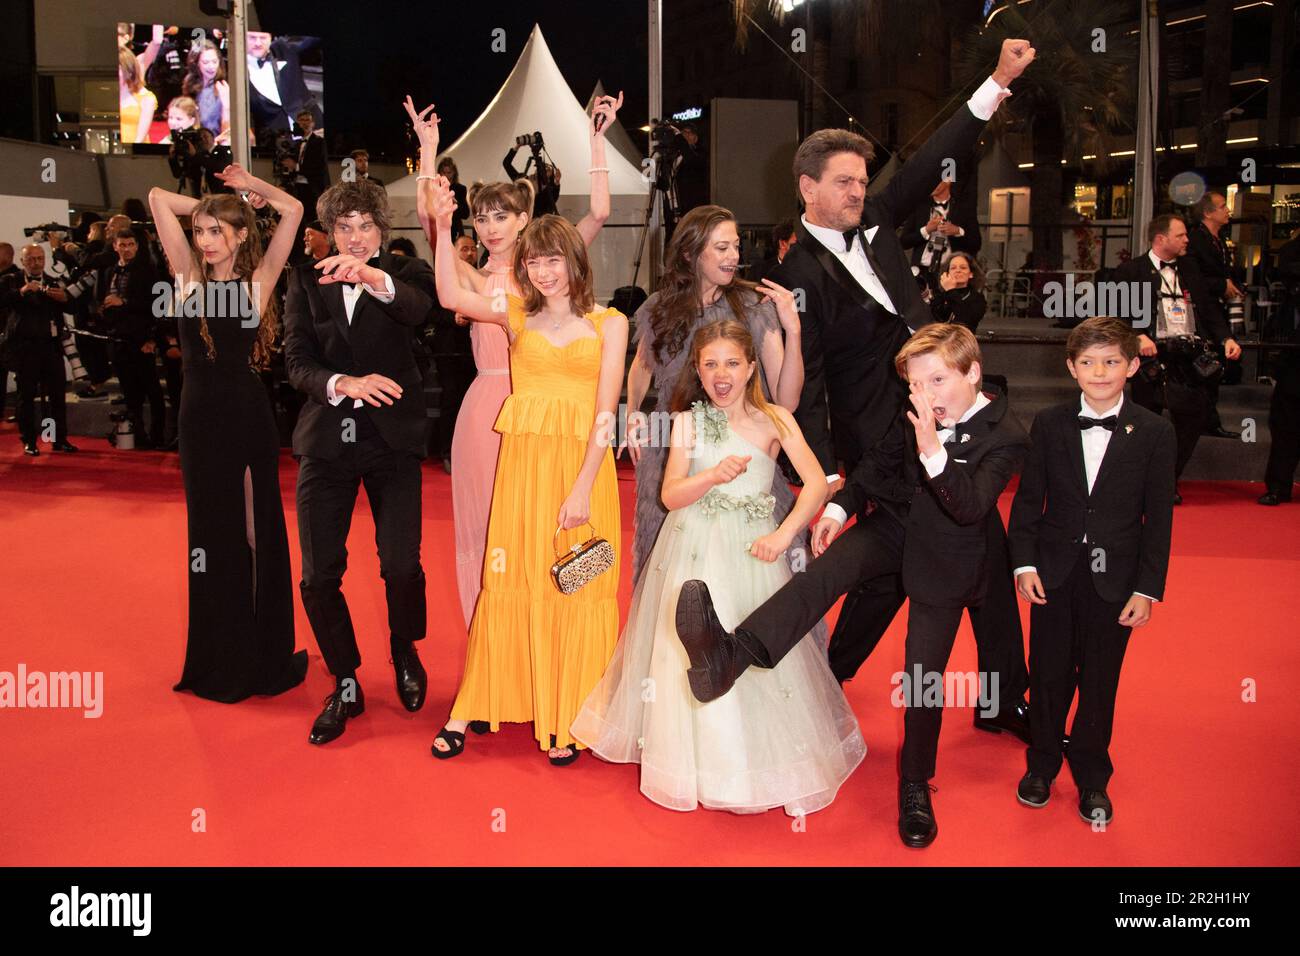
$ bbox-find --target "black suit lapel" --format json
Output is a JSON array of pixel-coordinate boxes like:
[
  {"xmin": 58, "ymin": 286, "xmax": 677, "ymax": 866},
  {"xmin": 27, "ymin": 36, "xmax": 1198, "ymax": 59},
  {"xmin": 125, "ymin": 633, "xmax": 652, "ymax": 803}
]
[
  {"xmin": 861, "ymin": 223, "xmax": 907, "ymax": 320},
  {"xmin": 321, "ymin": 278, "xmax": 349, "ymax": 341},
  {"xmin": 793, "ymin": 219, "xmax": 874, "ymax": 313},
  {"xmin": 1090, "ymin": 400, "xmax": 1139, "ymax": 497},
  {"xmin": 1065, "ymin": 406, "xmax": 1090, "ymax": 498}
]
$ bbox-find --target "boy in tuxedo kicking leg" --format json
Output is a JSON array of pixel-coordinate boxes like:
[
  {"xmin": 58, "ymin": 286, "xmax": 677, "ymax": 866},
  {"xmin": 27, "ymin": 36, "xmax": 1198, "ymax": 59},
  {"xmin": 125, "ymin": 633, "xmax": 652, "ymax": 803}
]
[
  {"xmin": 1009, "ymin": 317, "xmax": 1176, "ymax": 824},
  {"xmin": 812, "ymin": 325, "xmax": 1029, "ymax": 848}
]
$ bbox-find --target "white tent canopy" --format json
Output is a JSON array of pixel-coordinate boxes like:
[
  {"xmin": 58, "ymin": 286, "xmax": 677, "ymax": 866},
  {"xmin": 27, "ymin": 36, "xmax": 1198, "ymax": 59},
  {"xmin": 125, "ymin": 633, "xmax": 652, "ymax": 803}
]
[
  {"xmin": 387, "ymin": 24, "xmax": 651, "ymax": 300},
  {"xmin": 388, "ymin": 25, "xmax": 648, "ymax": 200}
]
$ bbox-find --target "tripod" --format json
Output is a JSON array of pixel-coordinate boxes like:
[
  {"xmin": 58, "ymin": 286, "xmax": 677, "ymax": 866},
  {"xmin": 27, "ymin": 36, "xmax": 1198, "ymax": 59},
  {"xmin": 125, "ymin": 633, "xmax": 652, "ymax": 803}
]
[{"xmin": 630, "ymin": 146, "xmax": 681, "ymax": 290}]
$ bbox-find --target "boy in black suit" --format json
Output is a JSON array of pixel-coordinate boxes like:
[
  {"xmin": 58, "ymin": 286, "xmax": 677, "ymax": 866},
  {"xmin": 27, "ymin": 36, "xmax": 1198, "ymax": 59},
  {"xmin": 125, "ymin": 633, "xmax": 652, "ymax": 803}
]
[
  {"xmin": 812, "ymin": 324, "xmax": 1028, "ymax": 848},
  {"xmin": 1009, "ymin": 317, "xmax": 1176, "ymax": 825}
]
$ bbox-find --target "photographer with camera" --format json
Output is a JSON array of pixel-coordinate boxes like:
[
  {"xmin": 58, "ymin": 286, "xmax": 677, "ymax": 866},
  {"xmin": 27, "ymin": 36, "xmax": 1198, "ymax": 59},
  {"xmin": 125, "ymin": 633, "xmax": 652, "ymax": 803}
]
[
  {"xmin": 1113, "ymin": 214, "xmax": 1241, "ymax": 503},
  {"xmin": 66, "ymin": 227, "xmax": 166, "ymax": 448},
  {"xmin": 503, "ymin": 133, "xmax": 560, "ymax": 217},
  {"xmin": 1189, "ymin": 190, "xmax": 1245, "ymax": 439},
  {"xmin": 0, "ymin": 245, "xmax": 76, "ymax": 455}
]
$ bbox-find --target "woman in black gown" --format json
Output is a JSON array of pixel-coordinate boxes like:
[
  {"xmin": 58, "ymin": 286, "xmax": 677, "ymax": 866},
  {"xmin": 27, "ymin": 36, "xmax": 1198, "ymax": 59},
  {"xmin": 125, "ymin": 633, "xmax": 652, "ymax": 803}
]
[{"xmin": 149, "ymin": 165, "xmax": 307, "ymax": 702}]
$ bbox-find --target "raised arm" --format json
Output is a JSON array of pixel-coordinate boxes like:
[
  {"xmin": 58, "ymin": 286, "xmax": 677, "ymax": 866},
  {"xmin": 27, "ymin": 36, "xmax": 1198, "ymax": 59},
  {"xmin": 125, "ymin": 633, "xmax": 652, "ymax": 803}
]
[
  {"xmin": 429, "ymin": 175, "xmax": 507, "ymax": 327},
  {"xmin": 575, "ymin": 91, "xmax": 623, "ymax": 247},
  {"xmin": 752, "ymin": 284, "xmax": 803, "ymax": 410},
  {"xmin": 404, "ymin": 95, "xmax": 481, "ymax": 293},
  {"xmin": 148, "ymin": 185, "xmax": 201, "ymax": 281},
  {"xmin": 213, "ymin": 163, "xmax": 305, "ymax": 314}
]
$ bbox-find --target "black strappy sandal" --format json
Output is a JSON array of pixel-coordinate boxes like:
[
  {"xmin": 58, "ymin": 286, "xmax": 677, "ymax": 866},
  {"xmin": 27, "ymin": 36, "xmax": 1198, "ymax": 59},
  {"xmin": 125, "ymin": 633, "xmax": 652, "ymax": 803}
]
[
  {"xmin": 548, "ymin": 734, "xmax": 581, "ymax": 767},
  {"xmin": 469, "ymin": 720, "xmax": 490, "ymax": 734},
  {"xmin": 431, "ymin": 727, "xmax": 467, "ymax": 759}
]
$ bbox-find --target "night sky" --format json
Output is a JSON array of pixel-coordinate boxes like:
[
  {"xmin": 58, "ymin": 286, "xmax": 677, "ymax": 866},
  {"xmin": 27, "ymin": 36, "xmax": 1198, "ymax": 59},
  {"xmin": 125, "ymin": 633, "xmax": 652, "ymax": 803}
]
[{"xmin": 258, "ymin": 0, "xmax": 649, "ymax": 164}]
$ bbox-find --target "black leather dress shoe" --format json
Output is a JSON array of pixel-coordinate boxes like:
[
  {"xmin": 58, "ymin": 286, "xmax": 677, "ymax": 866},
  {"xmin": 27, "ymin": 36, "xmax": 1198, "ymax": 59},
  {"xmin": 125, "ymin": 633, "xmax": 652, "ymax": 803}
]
[
  {"xmin": 391, "ymin": 643, "xmax": 427, "ymax": 712},
  {"xmin": 1205, "ymin": 426, "xmax": 1240, "ymax": 439},
  {"xmin": 898, "ymin": 779, "xmax": 938, "ymax": 848},
  {"xmin": 22, "ymin": 442, "xmax": 40, "ymax": 456},
  {"xmin": 52, "ymin": 440, "xmax": 78, "ymax": 453},
  {"xmin": 973, "ymin": 696, "xmax": 1032, "ymax": 745},
  {"xmin": 1078, "ymin": 788, "xmax": 1113, "ymax": 824},
  {"xmin": 1016, "ymin": 772, "xmax": 1051, "ymax": 808},
  {"xmin": 1258, "ymin": 491, "xmax": 1289, "ymax": 506},
  {"xmin": 309, "ymin": 683, "xmax": 366, "ymax": 745},
  {"xmin": 1172, "ymin": 490, "xmax": 1183, "ymax": 506},
  {"xmin": 675, "ymin": 580, "xmax": 752, "ymax": 703}
]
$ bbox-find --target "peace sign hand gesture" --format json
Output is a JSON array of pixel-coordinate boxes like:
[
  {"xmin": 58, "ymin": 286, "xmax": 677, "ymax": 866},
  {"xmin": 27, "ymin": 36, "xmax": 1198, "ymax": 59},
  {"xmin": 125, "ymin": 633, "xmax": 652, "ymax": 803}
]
[{"xmin": 403, "ymin": 95, "xmax": 440, "ymax": 155}]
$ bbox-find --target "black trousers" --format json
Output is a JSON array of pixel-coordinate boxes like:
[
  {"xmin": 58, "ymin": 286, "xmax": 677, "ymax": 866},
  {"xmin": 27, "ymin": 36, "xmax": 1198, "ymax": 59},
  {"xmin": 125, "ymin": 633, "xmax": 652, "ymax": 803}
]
[
  {"xmin": 900, "ymin": 601, "xmax": 969, "ymax": 782},
  {"xmin": 433, "ymin": 353, "xmax": 475, "ymax": 458},
  {"xmin": 113, "ymin": 342, "xmax": 165, "ymax": 444},
  {"xmin": 1132, "ymin": 352, "xmax": 1208, "ymax": 480},
  {"xmin": 296, "ymin": 432, "xmax": 426, "ymax": 676},
  {"xmin": 1264, "ymin": 377, "xmax": 1300, "ymax": 497},
  {"xmin": 13, "ymin": 342, "xmax": 67, "ymax": 444},
  {"xmin": 829, "ymin": 531, "xmax": 1029, "ymax": 706},
  {"xmin": 740, "ymin": 509, "xmax": 906, "ymax": 667},
  {"xmin": 1026, "ymin": 551, "xmax": 1132, "ymax": 790}
]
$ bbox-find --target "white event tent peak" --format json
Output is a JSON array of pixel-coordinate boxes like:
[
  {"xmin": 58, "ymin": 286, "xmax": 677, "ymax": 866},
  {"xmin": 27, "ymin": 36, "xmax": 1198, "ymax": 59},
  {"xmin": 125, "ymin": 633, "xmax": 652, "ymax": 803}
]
[{"xmin": 388, "ymin": 24, "xmax": 648, "ymax": 201}]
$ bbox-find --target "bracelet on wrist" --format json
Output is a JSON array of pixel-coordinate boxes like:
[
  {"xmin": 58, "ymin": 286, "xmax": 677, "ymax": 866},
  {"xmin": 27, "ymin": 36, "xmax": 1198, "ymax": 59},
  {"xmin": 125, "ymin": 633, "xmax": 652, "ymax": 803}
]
[{"xmin": 588, "ymin": 167, "xmax": 610, "ymax": 174}]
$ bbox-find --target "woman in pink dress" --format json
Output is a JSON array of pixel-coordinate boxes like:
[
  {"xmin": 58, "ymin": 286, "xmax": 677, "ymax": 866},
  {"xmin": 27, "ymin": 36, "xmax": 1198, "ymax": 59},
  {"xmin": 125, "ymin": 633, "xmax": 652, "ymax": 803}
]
[{"xmin": 405, "ymin": 92, "xmax": 624, "ymax": 630}]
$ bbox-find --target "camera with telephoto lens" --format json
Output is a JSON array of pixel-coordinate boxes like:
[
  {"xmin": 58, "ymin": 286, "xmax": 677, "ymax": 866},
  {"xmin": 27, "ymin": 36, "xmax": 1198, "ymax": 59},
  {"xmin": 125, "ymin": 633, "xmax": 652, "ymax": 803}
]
[
  {"xmin": 514, "ymin": 131, "xmax": 544, "ymax": 150},
  {"xmin": 23, "ymin": 222, "xmax": 69, "ymax": 242}
]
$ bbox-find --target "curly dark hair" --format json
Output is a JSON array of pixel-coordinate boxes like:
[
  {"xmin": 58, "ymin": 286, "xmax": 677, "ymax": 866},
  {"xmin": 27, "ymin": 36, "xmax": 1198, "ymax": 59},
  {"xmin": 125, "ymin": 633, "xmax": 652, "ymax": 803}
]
[{"xmin": 316, "ymin": 179, "xmax": 391, "ymax": 248}]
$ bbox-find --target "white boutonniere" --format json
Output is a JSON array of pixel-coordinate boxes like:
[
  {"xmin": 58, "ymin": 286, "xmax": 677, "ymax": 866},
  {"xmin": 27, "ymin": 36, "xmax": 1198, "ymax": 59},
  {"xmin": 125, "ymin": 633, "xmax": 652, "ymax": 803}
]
[
  {"xmin": 960, "ymin": 433, "xmax": 971, "ymax": 443},
  {"xmin": 1124, "ymin": 424, "xmax": 1134, "ymax": 434}
]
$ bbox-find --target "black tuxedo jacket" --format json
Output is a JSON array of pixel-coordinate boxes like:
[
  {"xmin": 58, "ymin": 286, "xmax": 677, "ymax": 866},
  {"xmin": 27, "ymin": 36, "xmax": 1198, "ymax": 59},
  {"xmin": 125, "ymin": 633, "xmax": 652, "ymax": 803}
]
[
  {"xmin": 1111, "ymin": 252, "xmax": 1230, "ymax": 344},
  {"xmin": 832, "ymin": 387, "xmax": 1028, "ymax": 607},
  {"xmin": 249, "ymin": 37, "xmax": 322, "ymax": 136},
  {"xmin": 771, "ymin": 99, "xmax": 989, "ymax": 474},
  {"xmin": 298, "ymin": 133, "xmax": 330, "ymax": 195},
  {"xmin": 1186, "ymin": 223, "xmax": 1235, "ymax": 301},
  {"xmin": 96, "ymin": 258, "xmax": 160, "ymax": 346},
  {"xmin": 1, "ymin": 272, "xmax": 67, "ymax": 354},
  {"xmin": 283, "ymin": 252, "xmax": 435, "ymax": 460},
  {"xmin": 899, "ymin": 186, "xmax": 981, "ymax": 267},
  {"xmin": 1008, "ymin": 398, "xmax": 1176, "ymax": 603}
]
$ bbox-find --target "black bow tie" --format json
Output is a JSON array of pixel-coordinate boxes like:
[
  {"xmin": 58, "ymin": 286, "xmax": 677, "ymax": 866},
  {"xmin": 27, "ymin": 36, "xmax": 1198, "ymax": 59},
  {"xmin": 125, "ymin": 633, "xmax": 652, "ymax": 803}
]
[
  {"xmin": 1158, "ymin": 259, "xmax": 1177, "ymax": 270},
  {"xmin": 255, "ymin": 55, "xmax": 273, "ymax": 67},
  {"xmin": 842, "ymin": 228, "xmax": 858, "ymax": 252},
  {"xmin": 1078, "ymin": 415, "xmax": 1118, "ymax": 431}
]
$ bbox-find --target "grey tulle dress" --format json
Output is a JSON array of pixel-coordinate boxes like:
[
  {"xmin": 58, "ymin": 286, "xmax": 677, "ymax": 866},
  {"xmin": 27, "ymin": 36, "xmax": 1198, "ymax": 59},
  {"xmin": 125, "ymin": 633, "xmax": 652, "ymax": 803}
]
[{"xmin": 629, "ymin": 290, "xmax": 828, "ymax": 651}]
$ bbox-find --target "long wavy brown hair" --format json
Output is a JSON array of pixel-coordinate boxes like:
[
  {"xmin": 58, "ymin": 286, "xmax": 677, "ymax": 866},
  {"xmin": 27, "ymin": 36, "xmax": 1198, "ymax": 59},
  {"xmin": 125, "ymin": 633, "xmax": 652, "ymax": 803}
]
[
  {"xmin": 181, "ymin": 41, "xmax": 227, "ymax": 99},
  {"xmin": 670, "ymin": 320, "xmax": 788, "ymax": 437},
  {"xmin": 187, "ymin": 194, "xmax": 278, "ymax": 369},
  {"xmin": 512, "ymin": 214, "xmax": 595, "ymax": 316},
  {"xmin": 647, "ymin": 204, "xmax": 761, "ymax": 367}
]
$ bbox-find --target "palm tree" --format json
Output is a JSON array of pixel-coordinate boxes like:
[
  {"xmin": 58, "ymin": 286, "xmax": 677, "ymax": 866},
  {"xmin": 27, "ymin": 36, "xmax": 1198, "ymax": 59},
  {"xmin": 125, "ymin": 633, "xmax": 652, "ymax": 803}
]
[{"xmin": 956, "ymin": 0, "xmax": 1136, "ymax": 270}]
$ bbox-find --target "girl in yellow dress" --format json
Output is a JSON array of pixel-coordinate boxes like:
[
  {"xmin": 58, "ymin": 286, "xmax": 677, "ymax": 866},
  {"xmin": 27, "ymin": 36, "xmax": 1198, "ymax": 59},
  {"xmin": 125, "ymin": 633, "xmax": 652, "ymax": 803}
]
[{"xmin": 426, "ymin": 175, "xmax": 628, "ymax": 765}]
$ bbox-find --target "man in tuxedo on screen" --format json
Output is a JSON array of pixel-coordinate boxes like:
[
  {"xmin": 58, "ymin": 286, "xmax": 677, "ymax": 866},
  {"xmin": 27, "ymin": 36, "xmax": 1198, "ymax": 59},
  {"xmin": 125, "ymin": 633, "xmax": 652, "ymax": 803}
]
[
  {"xmin": 730, "ymin": 38, "xmax": 1035, "ymax": 729},
  {"xmin": 246, "ymin": 31, "xmax": 322, "ymax": 140},
  {"xmin": 283, "ymin": 180, "xmax": 436, "ymax": 745}
]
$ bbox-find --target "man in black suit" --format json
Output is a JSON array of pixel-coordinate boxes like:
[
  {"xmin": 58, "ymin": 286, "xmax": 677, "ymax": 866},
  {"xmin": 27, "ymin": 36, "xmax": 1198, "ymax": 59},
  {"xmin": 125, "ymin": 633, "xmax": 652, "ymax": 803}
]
[
  {"xmin": 764, "ymin": 38, "xmax": 1036, "ymax": 688},
  {"xmin": 1111, "ymin": 215, "xmax": 1241, "ymax": 502},
  {"xmin": 900, "ymin": 174, "xmax": 981, "ymax": 289},
  {"xmin": 283, "ymin": 180, "xmax": 436, "ymax": 745},
  {"xmin": 0, "ymin": 245, "xmax": 77, "ymax": 455},
  {"xmin": 1187, "ymin": 190, "xmax": 1243, "ymax": 438},
  {"xmin": 246, "ymin": 32, "xmax": 322, "ymax": 141},
  {"xmin": 1009, "ymin": 317, "xmax": 1176, "ymax": 825}
]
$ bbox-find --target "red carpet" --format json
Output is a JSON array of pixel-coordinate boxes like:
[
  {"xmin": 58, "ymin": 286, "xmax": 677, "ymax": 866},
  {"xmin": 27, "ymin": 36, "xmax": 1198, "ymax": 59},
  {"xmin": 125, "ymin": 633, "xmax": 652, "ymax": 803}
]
[{"xmin": 2, "ymin": 436, "xmax": 1298, "ymax": 866}]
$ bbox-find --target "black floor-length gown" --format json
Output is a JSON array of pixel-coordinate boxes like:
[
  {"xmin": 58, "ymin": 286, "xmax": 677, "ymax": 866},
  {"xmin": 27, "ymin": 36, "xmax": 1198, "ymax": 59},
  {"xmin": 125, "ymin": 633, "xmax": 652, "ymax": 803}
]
[{"xmin": 173, "ymin": 279, "xmax": 307, "ymax": 701}]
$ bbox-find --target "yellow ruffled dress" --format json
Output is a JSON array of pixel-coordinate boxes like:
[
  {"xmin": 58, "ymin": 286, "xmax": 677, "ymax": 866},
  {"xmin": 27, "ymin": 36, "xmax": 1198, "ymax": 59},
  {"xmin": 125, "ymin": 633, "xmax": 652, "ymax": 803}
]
[{"xmin": 450, "ymin": 296, "xmax": 623, "ymax": 750}]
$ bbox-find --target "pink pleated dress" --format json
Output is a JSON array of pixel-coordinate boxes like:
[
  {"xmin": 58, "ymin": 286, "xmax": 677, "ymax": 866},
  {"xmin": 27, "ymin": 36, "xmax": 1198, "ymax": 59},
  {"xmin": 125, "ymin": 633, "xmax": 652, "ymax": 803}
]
[{"xmin": 450, "ymin": 261, "xmax": 514, "ymax": 630}]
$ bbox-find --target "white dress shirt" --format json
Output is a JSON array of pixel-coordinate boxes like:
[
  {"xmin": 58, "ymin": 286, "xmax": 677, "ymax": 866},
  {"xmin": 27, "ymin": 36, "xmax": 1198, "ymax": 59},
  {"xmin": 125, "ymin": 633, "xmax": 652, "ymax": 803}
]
[
  {"xmin": 1148, "ymin": 249, "xmax": 1192, "ymax": 339},
  {"xmin": 1012, "ymin": 393, "xmax": 1156, "ymax": 601},
  {"xmin": 814, "ymin": 74, "xmax": 1009, "ymax": 487},
  {"xmin": 324, "ymin": 270, "xmax": 397, "ymax": 407},
  {"xmin": 821, "ymin": 392, "xmax": 990, "ymax": 528}
]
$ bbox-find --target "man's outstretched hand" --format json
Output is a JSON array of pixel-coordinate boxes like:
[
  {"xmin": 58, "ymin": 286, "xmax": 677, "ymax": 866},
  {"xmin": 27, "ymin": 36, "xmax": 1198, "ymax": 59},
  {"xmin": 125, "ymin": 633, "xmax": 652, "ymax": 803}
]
[{"xmin": 992, "ymin": 38, "xmax": 1036, "ymax": 88}]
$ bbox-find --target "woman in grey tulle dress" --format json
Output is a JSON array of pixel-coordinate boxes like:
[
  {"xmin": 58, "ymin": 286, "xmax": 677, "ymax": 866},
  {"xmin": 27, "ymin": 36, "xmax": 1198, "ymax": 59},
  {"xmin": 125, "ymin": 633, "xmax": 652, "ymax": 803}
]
[{"xmin": 624, "ymin": 205, "xmax": 815, "ymax": 601}]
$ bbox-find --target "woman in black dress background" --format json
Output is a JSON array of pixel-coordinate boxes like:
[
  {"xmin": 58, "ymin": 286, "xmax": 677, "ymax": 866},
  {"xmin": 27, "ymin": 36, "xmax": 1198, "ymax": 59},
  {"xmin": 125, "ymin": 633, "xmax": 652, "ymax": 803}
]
[
  {"xmin": 926, "ymin": 252, "xmax": 986, "ymax": 332},
  {"xmin": 149, "ymin": 164, "xmax": 307, "ymax": 702}
]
